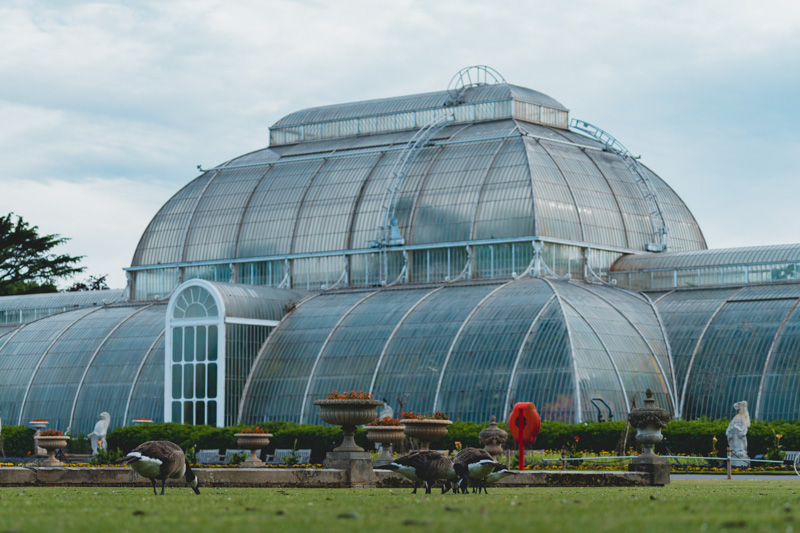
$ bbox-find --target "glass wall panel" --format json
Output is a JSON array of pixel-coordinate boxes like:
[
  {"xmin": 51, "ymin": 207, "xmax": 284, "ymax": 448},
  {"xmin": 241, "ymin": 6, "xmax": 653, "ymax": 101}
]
[
  {"xmin": 225, "ymin": 323, "xmax": 273, "ymax": 426},
  {"xmin": 472, "ymin": 140, "xmax": 534, "ymax": 241},
  {"xmin": 760, "ymin": 303, "xmax": 800, "ymax": 419},
  {"xmin": 183, "ymin": 166, "xmax": 267, "ymax": 263},
  {"xmin": 436, "ymin": 279, "xmax": 554, "ymax": 420},
  {"xmin": 292, "ymin": 154, "xmax": 381, "ymax": 255},
  {"xmin": 238, "ymin": 260, "xmax": 286, "ymax": 287},
  {"xmin": 132, "ymin": 173, "xmax": 215, "ymax": 266},
  {"xmin": 126, "ymin": 336, "xmax": 166, "ymax": 425},
  {"xmin": 240, "ymin": 292, "xmax": 368, "ymax": 422},
  {"xmin": 349, "ymin": 253, "xmax": 381, "ymax": 288},
  {"xmin": 20, "ymin": 306, "xmax": 139, "ymax": 432},
  {"xmin": 0, "ymin": 308, "xmax": 96, "ymax": 426},
  {"xmin": 411, "ymin": 140, "xmax": 504, "ymax": 245},
  {"xmin": 184, "ymin": 264, "xmax": 232, "ymax": 284},
  {"xmin": 682, "ymin": 299, "xmax": 795, "ymax": 420},
  {"xmin": 410, "ymin": 247, "xmax": 468, "ymax": 283},
  {"xmin": 372, "ymin": 284, "xmax": 501, "ymax": 419},
  {"xmin": 132, "ymin": 269, "xmax": 179, "ymax": 301},
  {"xmin": 510, "ymin": 303, "xmax": 575, "ymax": 422},
  {"xmin": 303, "ymin": 289, "xmax": 432, "ymax": 424},
  {"xmin": 71, "ymin": 305, "xmax": 166, "ymax": 434}
]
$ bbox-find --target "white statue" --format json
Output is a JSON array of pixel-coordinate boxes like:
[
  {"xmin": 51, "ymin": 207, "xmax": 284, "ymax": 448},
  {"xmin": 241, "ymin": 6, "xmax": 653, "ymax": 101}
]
[
  {"xmin": 378, "ymin": 398, "xmax": 394, "ymax": 419},
  {"xmin": 726, "ymin": 401, "xmax": 750, "ymax": 467},
  {"xmin": 88, "ymin": 412, "xmax": 111, "ymax": 455}
]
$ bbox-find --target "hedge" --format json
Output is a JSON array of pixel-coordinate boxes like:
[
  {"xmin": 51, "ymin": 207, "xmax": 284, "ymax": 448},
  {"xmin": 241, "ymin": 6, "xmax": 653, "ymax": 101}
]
[
  {"xmin": 3, "ymin": 418, "xmax": 798, "ymax": 462},
  {"xmin": 0, "ymin": 425, "xmax": 35, "ymax": 458}
]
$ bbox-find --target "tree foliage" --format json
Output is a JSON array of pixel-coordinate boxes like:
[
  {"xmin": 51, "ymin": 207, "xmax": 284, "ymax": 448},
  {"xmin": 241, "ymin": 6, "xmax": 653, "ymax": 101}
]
[
  {"xmin": 0, "ymin": 213, "xmax": 84, "ymax": 296},
  {"xmin": 66, "ymin": 274, "xmax": 109, "ymax": 292}
]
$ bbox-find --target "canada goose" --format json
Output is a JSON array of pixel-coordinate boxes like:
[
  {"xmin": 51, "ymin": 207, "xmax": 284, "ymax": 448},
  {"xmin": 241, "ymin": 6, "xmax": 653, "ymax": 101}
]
[
  {"xmin": 118, "ymin": 441, "xmax": 200, "ymax": 495},
  {"xmin": 374, "ymin": 450, "xmax": 457, "ymax": 494},
  {"xmin": 473, "ymin": 464, "xmax": 517, "ymax": 493},
  {"xmin": 453, "ymin": 447, "xmax": 498, "ymax": 493}
]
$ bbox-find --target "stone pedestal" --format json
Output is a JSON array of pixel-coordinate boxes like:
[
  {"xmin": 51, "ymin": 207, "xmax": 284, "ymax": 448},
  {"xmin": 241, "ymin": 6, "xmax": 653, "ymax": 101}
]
[
  {"xmin": 629, "ymin": 455, "xmax": 670, "ymax": 486},
  {"xmin": 626, "ymin": 388, "xmax": 671, "ymax": 486},
  {"xmin": 323, "ymin": 451, "xmax": 375, "ymax": 488}
]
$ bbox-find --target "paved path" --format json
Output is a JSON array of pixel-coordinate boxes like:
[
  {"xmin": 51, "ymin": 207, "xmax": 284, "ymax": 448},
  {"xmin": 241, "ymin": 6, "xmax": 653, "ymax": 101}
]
[{"xmin": 673, "ymin": 474, "xmax": 799, "ymax": 481}]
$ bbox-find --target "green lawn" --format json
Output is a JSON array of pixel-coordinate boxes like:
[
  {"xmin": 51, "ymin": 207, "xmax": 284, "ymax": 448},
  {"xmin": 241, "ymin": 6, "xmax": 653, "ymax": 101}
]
[{"xmin": 1, "ymin": 480, "xmax": 798, "ymax": 532}]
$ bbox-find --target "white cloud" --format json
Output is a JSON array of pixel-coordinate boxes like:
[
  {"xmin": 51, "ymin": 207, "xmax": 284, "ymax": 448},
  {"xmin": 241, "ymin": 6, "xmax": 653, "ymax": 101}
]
[{"xmin": 1, "ymin": 0, "xmax": 800, "ymax": 290}]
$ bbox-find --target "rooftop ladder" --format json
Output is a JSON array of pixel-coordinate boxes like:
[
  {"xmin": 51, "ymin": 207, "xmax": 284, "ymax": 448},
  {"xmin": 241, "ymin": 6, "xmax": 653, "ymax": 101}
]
[
  {"xmin": 570, "ymin": 118, "xmax": 669, "ymax": 252},
  {"xmin": 371, "ymin": 112, "xmax": 455, "ymax": 248}
]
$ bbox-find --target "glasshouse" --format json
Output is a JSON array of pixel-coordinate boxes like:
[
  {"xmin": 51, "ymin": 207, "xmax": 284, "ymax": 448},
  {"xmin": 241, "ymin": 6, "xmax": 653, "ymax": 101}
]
[{"xmin": 1, "ymin": 66, "xmax": 798, "ymax": 434}]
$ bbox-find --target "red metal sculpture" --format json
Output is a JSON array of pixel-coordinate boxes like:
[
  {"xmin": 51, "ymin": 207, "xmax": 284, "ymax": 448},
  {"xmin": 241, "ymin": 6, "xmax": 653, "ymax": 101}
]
[{"xmin": 508, "ymin": 402, "xmax": 541, "ymax": 470}]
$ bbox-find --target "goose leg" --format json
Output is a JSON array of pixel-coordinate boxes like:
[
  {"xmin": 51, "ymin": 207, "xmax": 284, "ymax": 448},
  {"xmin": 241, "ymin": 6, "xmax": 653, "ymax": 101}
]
[
  {"xmin": 161, "ymin": 479, "xmax": 166, "ymax": 495},
  {"xmin": 151, "ymin": 479, "xmax": 158, "ymax": 496},
  {"xmin": 411, "ymin": 482, "xmax": 418, "ymax": 494},
  {"xmin": 424, "ymin": 481, "xmax": 432, "ymax": 494}
]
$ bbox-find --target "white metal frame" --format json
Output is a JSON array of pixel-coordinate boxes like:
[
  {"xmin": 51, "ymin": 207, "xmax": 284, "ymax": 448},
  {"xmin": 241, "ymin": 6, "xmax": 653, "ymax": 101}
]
[{"xmin": 165, "ymin": 279, "xmax": 227, "ymax": 427}]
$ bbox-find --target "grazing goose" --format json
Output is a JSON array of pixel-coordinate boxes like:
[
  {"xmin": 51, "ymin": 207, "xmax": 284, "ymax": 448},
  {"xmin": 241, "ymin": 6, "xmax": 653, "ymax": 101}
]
[
  {"xmin": 453, "ymin": 447, "xmax": 498, "ymax": 494},
  {"xmin": 118, "ymin": 441, "xmax": 200, "ymax": 495},
  {"xmin": 473, "ymin": 464, "xmax": 516, "ymax": 493},
  {"xmin": 374, "ymin": 450, "xmax": 458, "ymax": 494}
]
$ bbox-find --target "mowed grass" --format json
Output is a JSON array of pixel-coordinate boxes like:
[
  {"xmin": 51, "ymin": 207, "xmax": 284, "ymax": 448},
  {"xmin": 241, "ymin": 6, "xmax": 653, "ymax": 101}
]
[{"xmin": 1, "ymin": 480, "xmax": 799, "ymax": 533}]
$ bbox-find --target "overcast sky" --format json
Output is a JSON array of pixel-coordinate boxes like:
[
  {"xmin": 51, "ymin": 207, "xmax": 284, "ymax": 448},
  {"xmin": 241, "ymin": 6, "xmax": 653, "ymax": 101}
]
[{"xmin": 2, "ymin": 0, "xmax": 799, "ymax": 289}]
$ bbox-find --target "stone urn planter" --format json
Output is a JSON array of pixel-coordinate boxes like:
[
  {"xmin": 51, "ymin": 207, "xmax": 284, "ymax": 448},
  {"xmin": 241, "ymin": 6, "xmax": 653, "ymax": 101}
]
[
  {"xmin": 627, "ymin": 388, "xmax": 671, "ymax": 485},
  {"xmin": 365, "ymin": 424, "xmax": 406, "ymax": 465},
  {"xmin": 314, "ymin": 399, "xmax": 383, "ymax": 452},
  {"xmin": 400, "ymin": 419, "xmax": 452, "ymax": 451},
  {"xmin": 234, "ymin": 432, "xmax": 273, "ymax": 467},
  {"xmin": 479, "ymin": 415, "xmax": 508, "ymax": 458},
  {"xmin": 37, "ymin": 435, "xmax": 70, "ymax": 467}
]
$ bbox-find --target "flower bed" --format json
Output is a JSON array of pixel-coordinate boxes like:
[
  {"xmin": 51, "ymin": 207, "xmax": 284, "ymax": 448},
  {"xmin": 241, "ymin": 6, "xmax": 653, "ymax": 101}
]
[{"xmin": 326, "ymin": 390, "xmax": 372, "ymax": 400}]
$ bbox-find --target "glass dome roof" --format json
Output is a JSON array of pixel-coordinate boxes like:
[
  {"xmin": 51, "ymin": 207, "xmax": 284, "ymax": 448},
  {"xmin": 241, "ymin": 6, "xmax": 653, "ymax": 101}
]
[{"xmin": 131, "ymin": 80, "xmax": 706, "ymax": 271}]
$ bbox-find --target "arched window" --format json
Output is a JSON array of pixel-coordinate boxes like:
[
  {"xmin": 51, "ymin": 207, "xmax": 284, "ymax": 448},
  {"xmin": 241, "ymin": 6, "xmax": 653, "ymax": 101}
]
[{"xmin": 167, "ymin": 283, "xmax": 223, "ymax": 427}]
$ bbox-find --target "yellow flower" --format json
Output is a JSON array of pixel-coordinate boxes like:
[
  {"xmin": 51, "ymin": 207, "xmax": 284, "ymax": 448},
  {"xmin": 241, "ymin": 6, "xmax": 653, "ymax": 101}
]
[
  {"xmin": 777, "ymin": 434, "xmax": 783, "ymax": 439},
  {"xmin": 712, "ymin": 436, "xmax": 717, "ymax": 442}
]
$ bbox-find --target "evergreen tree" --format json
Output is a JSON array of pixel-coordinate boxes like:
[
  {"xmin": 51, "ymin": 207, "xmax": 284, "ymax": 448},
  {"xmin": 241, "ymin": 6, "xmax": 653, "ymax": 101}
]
[{"xmin": 0, "ymin": 213, "xmax": 85, "ymax": 296}]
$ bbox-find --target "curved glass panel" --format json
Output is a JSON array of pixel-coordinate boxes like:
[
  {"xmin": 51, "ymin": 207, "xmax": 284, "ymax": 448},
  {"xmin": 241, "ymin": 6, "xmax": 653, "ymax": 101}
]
[
  {"xmin": 126, "ymin": 335, "xmax": 166, "ymax": 425},
  {"xmin": 240, "ymin": 292, "xmax": 368, "ymax": 422},
  {"xmin": 71, "ymin": 306, "xmax": 166, "ymax": 434},
  {"xmin": 436, "ymin": 279, "xmax": 554, "ymax": 420},
  {"xmin": 236, "ymin": 160, "xmax": 331, "ymax": 258},
  {"xmin": 580, "ymin": 285, "xmax": 674, "ymax": 396},
  {"xmin": 472, "ymin": 139, "xmax": 534, "ymax": 240},
  {"xmin": 292, "ymin": 154, "xmax": 382, "ymax": 254},
  {"xmin": 554, "ymin": 282, "xmax": 672, "ymax": 418},
  {"xmin": 209, "ymin": 282, "xmax": 306, "ymax": 321},
  {"xmin": 348, "ymin": 141, "xmax": 437, "ymax": 250},
  {"xmin": 760, "ymin": 303, "xmax": 800, "ymax": 419},
  {"xmin": 539, "ymin": 142, "xmax": 627, "ymax": 248},
  {"xmin": 20, "ymin": 306, "xmax": 140, "ymax": 431},
  {"xmin": 371, "ymin": 283, "xmax": 501, "ymax": 417},
  {"xmin": 0, "ymin": 307, "xmax": 96, "ymax": 425},
  {"xmin": 683, "ymin": 298, "xmax": 795, "ymax": 420},
  {"xmin": 132, "ymin": 172, "xmax": 215, "ymax": 266},
  {"xmin": 522, "ymin": 137, "xmax": 581, "ymax": 242},
  {"xmin": 302, "ymin": 288, "xmax": 432, "ymax": 424},
  {"xmin": 183, "ymin": 166, "xmax": 267, "ymax": 263},
  {"xmin": 510, "ymin": 302, "xmax": 575, "ymax": 421},
  {"xmin": 410, "ymin": 139, "xmax": 506, "ymax": 245},
  {"xmin": 654, "ymin": 288, "xmax": 741, "ymax": 399}
]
